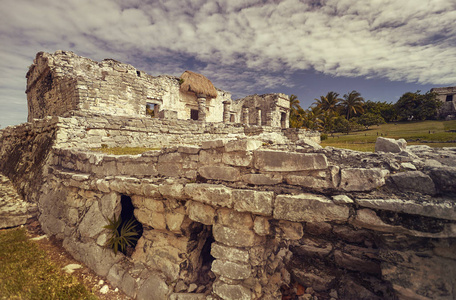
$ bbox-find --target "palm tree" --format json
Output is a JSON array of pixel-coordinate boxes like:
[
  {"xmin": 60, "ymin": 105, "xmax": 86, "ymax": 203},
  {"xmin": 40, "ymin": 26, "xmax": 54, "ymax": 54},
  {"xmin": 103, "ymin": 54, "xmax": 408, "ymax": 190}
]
[
  {"xmin": 314, "ymin": 91, "xmax": 340, "ymax": 114},
  {"xmin": 289, "ymin": 94, "xmax": 301, "ymax": 111},
  {"xmin": 341, "ymin": 90, "xmax": 365, "ymax": 119}
]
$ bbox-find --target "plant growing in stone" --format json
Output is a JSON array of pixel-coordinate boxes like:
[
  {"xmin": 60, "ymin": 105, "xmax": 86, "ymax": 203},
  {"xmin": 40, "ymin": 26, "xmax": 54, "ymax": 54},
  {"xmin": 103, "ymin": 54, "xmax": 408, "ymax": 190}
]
[{"xmin": 104, "ymin": 215, "xmax": 139, "ymax": 255}]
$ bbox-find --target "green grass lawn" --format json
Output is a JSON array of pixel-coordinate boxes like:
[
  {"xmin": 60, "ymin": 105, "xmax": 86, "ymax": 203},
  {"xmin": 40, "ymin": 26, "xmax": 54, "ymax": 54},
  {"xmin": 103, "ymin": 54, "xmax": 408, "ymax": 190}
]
[
  {"xmin": 321, "ymin": 120, "xmax": 456, "ymax": 152},
  {"xmin": 0, "ymin": 228, "xmax": 97, "ymax": 300}
]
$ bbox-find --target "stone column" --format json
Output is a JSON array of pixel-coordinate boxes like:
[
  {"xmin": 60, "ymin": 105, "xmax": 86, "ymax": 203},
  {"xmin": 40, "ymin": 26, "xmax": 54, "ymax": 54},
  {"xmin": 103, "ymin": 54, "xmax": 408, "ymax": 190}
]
[
  {"xmin": 266, "ymin": 110, "xmax": 273, "ymax": 126},
  {"xmin": 256, "ymin": 108, "xmax": 262, "ymax": 126},
  {"xmin": 223, "ymin": 101, "xmax": 231, "ymax": 123},
  {"xmin": 242, "ymin": 107, "xmax": 249, "ymax": 125},
  {"xmin": 197, "ymin": 95, "xmax": 207, "ymax": 122}
]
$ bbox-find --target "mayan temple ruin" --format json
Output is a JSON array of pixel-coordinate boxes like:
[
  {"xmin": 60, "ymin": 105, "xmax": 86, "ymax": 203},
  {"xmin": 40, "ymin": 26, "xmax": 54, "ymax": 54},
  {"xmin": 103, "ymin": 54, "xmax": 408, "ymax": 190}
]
[{"xmin": 1, "ymin": 50, "xmax": 456, "ymax": 300}]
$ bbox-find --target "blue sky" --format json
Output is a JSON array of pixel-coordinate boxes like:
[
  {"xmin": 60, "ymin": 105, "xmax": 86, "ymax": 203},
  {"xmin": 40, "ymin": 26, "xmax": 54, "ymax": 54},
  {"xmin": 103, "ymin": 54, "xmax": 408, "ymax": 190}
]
[{"xmin": 1, "ymin": 0, "xmax": 455, "ymax": 128}]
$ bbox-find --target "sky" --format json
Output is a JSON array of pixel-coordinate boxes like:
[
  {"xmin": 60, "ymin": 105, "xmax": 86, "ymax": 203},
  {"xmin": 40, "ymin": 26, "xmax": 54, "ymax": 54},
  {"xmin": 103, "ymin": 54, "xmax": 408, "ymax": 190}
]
[{"xmin": 1, "ymin": 0, "xmax": 455, "ymax": 128}]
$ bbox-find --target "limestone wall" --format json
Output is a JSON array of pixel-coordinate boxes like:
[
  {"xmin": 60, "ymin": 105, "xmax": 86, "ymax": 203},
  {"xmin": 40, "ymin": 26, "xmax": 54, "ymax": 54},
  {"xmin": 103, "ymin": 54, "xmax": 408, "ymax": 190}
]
[
  {"xmin": 36, "ymin": 138, "xmax": 456, "ymax": 300},
  {"xmin": 26, "ymin": 51, "xmax": 232, "ymax": 122}
]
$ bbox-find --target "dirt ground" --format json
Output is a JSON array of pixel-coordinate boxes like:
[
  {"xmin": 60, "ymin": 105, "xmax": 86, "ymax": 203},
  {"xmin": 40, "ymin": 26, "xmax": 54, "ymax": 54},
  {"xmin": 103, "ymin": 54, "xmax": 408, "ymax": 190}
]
[{"xmin": 25, "ymin": 219, "xmax": 131, "ymax": 300}]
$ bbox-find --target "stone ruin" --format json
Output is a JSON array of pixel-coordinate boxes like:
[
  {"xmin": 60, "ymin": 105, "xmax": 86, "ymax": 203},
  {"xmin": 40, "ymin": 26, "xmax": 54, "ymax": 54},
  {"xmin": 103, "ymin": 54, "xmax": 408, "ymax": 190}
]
[
  {"xmin": 431, "ymin": 86, "xmax": 456, "ymax": 120},
  {"xmin": 0, "ymin": 51, "xmax": 456, "ymax": 300}
]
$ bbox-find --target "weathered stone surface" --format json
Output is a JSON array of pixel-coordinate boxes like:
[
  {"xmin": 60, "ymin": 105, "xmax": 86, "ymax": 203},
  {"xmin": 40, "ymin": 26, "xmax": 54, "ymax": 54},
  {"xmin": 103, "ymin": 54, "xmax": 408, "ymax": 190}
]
[
  {"xmin": 135, "ymin": 210, "xmax": 167, "ymax": 230},
  {"xmin": 274, "ymin": 194, "xmax": 349, "ymax": 223},
  {"xmin": 169, "ymin": 293, "xmax": 206, "ymax": 300},
  {"xmin": 213, "ymin": 224, "xmax": 264, "ymax": 247},
  {"xmin": 137, "ymin": 275, "xmax": 169, "ymax": 300},
  {"xmin": 201, "ymin": 139, "xmax": 227, "ymax": 149},
  {"xmin": 211, "ymin": 242, "xmax": 249, "ymax": 263},
  {"xmin": 213, "ymin": 281, "xmax": 252, "ymax": 300},
  {"xmin": 332, "ymin": 194, "xmax": 354, "ymax": 205},
  {"xmin": 159, "ymin": 183, "xmax": 185, "ymax": 199},
  {"xmin": 199, "ymin": 149, "xmax": 222, "ymax": 164},
  {"xmin": 232, "ymin": 189, "xmax": 274, "ymax": 216},
  {"xmin": 292, "ymin": 238, "xmax": 332, "ymax": 257},
  {"xmin": 184, "ymin": 183, "xmax": 233, "ymax": 207},
  {"xmin": 334, "ymin": 250, "xmax": 381, "ymax": 274},
  {"xmin": 212, "ymin": 259, "xmax": 251, "ymax": 280},
  {"xmin": 241, "ymin": 173, "xmax": 283, "ymax": 185},
  {"xmin": 100, "ymin": 192, "xmax": 119, "ymax": 219},
  {"xmin": 178, "ymin": 145, "xmax": 200, "ymax": 154},
  {"xmin": 225, "ymin": 139, "xmax": 262, "ymax": 152},
  {"xmin": 157, "ymin": 162, "xmax": 183, "ymax": 177},
  {"xmin": 355, "ymin": 198, "xmax": 456, "ymax": 221},
  {"xmin": 253, "ymin": 216, "xmax": 270, "ymax": 236},
  {"xmin": 217, "ymin": 208, "xmax": 254, "ymax": 229},
  {"xmin": 428, "ymin": 166, "xmax": 456, "ymax": 193},
  {"xmin": 254, "ymin": 150, "xmax": 328, "ymax": 171},
  {"xmin": 165, "ymin": 212, "xmax": 185, "ymax": 232},
  {"xmin": 286, "ymin": 175, "xmax": 333, "ymax": 190},
  {"xmin": 222, "ymin": 151, "xmax": 253, "ymax": 167},
  {"xmin": 339, "ymin": 168, "xmax": 389, "ymax": 191},
  {"xmin": 79, "ymin": 202, "xmax": 107, "ymax": 238},
  {"xmin": 375, "ymin": 137, "xmax": 407, "ymax": 153},
  {"xmin": 198, "ymin": 165, "xmax": 240, "ymax": 182},
  {"xmin": 390, "ymin": 171, "xmax": 436, "ymax": 194},
  {"xmin": 186, "ymin": 201, "xmax": 216, "ymax": 225},
  {"xmin": 277, "ymin": 220, "xmax": 303, "ymax": 240},
  {"xmin": 291, "ymin": 269, "xmax": 336, "ymax": 292}
]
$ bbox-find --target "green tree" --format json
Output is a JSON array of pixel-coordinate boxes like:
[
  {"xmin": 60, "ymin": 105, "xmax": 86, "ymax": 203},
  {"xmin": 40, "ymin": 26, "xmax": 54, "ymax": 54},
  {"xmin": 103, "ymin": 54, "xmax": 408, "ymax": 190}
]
[
  {"xmin": 395, "ymin": 91, "xmax": 441, "ymax": 121},
  {"xmin": 289, "ymin": 94, "xmax": 304, "ymax": 128},
  {"xmin": 341, "ymin": 90, "xmax": 365, "ymax": 119},
  {"xmin": 314, "ymin": 91, "xmax": 341, "ymax": 114},
  {"xmin": 355, "ymin": 112, "xmax": 386, "ymax": 129}
]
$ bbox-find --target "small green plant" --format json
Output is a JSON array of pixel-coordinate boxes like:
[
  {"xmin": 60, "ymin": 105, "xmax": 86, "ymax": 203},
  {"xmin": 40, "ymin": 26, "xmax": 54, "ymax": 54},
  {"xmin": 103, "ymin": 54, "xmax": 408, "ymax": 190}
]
[
  {"xmin": 104, "ymin": 215, "xmax": 139, "ymax": 255},
  {"xmin": 178, "ymin": 78, "xmax": 184, "ymax": 85}
]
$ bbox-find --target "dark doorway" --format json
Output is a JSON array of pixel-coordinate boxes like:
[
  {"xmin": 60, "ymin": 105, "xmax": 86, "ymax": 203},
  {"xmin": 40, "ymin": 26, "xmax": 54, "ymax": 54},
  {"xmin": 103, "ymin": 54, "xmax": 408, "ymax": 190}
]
[
  {"xmin": 281, "ymin": 112, "xmax": 287, "ymax": 128},
  {"xmin": 191, "ymin": 109, "xmax": 199, "ymax": 120},
  {"xmin": 446, "ymin": 95, "xmax": 454, "ymax": 102},
  {"xmin": 230, "ymin": 114, "xmax": 235, "ymax": 122},
  {"xmin": 119, "ymin": 195, "xmax": 143, "ymax": 256}
]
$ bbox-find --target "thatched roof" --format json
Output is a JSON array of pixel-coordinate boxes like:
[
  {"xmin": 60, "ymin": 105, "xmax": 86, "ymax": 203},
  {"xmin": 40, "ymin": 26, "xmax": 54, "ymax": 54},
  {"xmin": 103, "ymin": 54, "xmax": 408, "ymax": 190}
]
[{"xmin": 179, "ymin": 70, "xmax": 218, "ymax": 98}]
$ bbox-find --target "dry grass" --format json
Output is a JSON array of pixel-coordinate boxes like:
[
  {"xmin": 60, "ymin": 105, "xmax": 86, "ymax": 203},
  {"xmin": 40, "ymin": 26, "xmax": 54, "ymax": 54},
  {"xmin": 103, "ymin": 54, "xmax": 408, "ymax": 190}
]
[{"xmin": 0, "ymin": 227, "xmax": 97, "ymax": 300}]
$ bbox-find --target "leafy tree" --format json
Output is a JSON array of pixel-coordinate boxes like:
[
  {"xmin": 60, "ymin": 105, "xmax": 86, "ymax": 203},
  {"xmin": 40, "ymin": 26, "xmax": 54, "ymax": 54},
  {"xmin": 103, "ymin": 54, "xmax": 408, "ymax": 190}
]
[
  {"xmin": 289, "ymin": 94, "xmax": 304, "ymax": 128},
  {"xmin": 395, "ymin": 91, "xmax": 441, "ymax": 121},
  {"xmin": 289, "ymin": 94, "xmax": 301, "ymax": 111},
  {"xmin": 355, "ymin": 112, "xmax": 386, "ymax": 129},
  {"xmin": 364, "ymin": 100, "xmax": 396, "ymax": 122},
  {"xmin": 341, "ymin": 90, "xmax": 365, "ymax": 119}
]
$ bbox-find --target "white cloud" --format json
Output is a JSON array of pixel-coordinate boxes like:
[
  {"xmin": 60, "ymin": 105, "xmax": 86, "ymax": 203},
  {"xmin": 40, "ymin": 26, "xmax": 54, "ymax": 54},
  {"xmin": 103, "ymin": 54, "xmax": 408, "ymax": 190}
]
[{"xmin": 0, "ymin": 0, "xmax": 455, "ymax": 126}]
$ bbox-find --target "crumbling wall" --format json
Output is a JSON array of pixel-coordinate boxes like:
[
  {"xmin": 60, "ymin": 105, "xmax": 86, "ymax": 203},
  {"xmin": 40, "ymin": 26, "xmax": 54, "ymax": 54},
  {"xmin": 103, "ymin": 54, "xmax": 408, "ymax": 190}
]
[
  {"xmin": 34, "ymin": 137, "xmax": 456, "ymax": 300},
  {"xmin": 26, "ymin": 51, "xmax": 232, "ymax": 122}
]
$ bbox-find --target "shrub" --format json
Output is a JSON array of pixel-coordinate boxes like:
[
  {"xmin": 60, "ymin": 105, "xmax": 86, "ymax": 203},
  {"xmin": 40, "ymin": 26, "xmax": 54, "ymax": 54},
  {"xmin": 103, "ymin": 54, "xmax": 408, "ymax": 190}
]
[{"xmin": 104, "ymin": 215, "xmax": 139, "ymax": 255}]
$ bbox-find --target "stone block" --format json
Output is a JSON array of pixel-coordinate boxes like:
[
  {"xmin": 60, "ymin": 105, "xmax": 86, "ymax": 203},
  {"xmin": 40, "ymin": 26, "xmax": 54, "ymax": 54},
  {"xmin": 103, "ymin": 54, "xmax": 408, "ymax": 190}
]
[
  {"xmin": 211, "ymin": 242, "xmax": 249, "ymax": 263},
  {"xmin": 241, "ymin": 173, "xmax": 283, "ymax": 185},
  {"xmin": 375, "ymin": 137, "xmax": 406, "ymax": 153},
  {"xmin": 213, "ymin": 224, "xmax": 264, "ymax": 247},
  {"xmin": 428, "ymin": 166, "xmax": 456, "ymax": 193},
  {"xmin": 198, "ymin": 165, "xmax": 240, "ymax": 182},
  {"xmin": 199, "ymin": 149, "xmax": 222, "ymax": 164},
  {"xmin": 213, "ymin": 281, "xmax": 252, "ymax": 300},
  {"xmin": 137, "ymin": 274, "xmax": 169, "ymax": 300},
  {"xmin": 334, "ymin": 250, "xmax": 381, "ymax": 274},
  {"xmin": 143, "ymin": 198, "xmax": 165, "ymax": 212},
  {"xmin": 79, "ymin": 202, "xmax": 108, "ymax": 238},
  {"xmin": 178, "ymin": 146, "xmax": 200, "ymax": 154},
  {"xmin": 165, "ymin": 212, "xmax": 185, "ymax": 232},
  {"xmin": 222, "ymin": 151, "xmax": 253, "ymax": 167},
  {"xmin": 186, "ymin": 201, "xmax": 216, "ymax": 225},
  {"xmin": 232, "ymin": 189, "xmax": 274, "ymax": 216},
  {"xmin": 158, "ymin": 109, "xmax": 178, "ymax": 119},
  {"xmin": 253, "ymin": 216, "xmax": 270, "ymax": 236},
  {"xmin": 254, "ymin": 150, "xmax": 328, "ymax": 171},
  {"xmin": 159, "ymin": 152, "xmax": 183, "ymax": 163},
  {"xmin": 184, "ymin": 183, "xmax": 233, "ymax": 208},
  {"xmin": 135, "ymin": 210, "xmax": 166, "ymax": 230},
  {"xmin": 339, "ymin": 168, "xmax": 389, "ymax": 191},
  {"xmin": 355, "ymin": 198, "xmax": 456, "ymax": 221},
  {"xmin": 217, "ymin": 208, "xmax": 254, "ymax": 229},
  {"xmin": 225, "ymin": 139, "xmax": 263, "ymax": 152},
  {"xmin": 390, "ymin": 171, "xmax": 436, "ymax": 194},
  {"xmin": 291, "ymin": 269, "xmax": 335, "ymax": 292},
  {"xmin": 159, "ymin": 183, "xmax": 185, "ymax": 199},
  {"xmin": 332, "ymin": 195, "xmax": 354, "ymax": 205},
  {"xmin": 201, "ymin": 139, "xmax": 226, "ymax": 149},
  {"xmin": 142, "ymin": 182, "xmax": 161, "ymax": 197},
  {"xmin": 157, "ymin": 162, "xmax": 183, "ymax": 177},
  {"xmin": 292, "ymin": 238, "xmax": 332, "ymax": 257},
  {"xmin": 277, "ymin": 220, "xmax": 303, "ymax": 240},
  {"xmin": 286, "ymin": 175, "xmax": 333, "ymax": 190},
  {"xmin": 212, "ymin": 259, "xmax": 251, "ymax": 280},
  {"xmin": 274, "ymin": 194, "xmax": 349, "ymax": 223}
]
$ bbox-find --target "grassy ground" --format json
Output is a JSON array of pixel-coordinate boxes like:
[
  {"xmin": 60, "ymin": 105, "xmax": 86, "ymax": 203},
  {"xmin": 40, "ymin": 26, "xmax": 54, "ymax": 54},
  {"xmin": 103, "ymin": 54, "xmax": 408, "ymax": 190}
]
[
  {"xmin": 0, "ymin": 228, "xmax": 97, "ymax": 300},
  {"xmin": 321, "ymin": 120, "xmax": 456, "ymax": 152}
]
